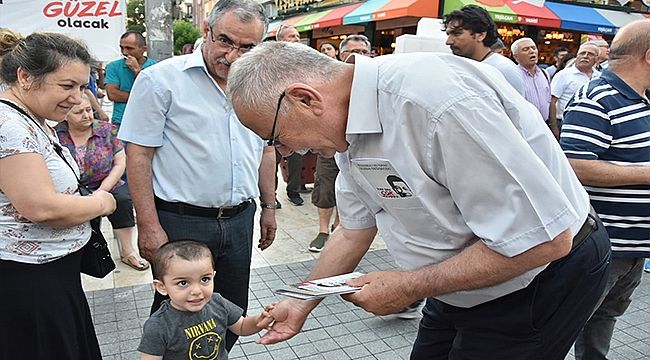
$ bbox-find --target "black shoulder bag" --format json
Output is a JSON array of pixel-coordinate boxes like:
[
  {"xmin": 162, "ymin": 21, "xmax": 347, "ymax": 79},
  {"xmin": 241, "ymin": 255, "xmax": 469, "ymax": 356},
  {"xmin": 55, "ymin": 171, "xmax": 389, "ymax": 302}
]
[{"xmin": 0, "ymin": 99, "xmax": 115, "ymax": 278}]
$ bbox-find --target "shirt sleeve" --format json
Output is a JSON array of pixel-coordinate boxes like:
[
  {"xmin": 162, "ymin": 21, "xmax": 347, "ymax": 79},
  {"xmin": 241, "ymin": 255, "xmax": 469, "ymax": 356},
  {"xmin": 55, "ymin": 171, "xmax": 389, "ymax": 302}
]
[
  {"xmin": 550, "ymin": 72, "xmax": 565, "ymax": 98},
  {"xmin": 107, "ymin": 123, "xmax": 124, "ymax": 156},
  {"xmin": 104, "ymin": 61, "xmax": 120, "ymax": 86},
  {"xmin": 117, "ymin": 71, "xmax": 168, "ymax": 147},
  {"xmin": 431, "ymin": 93, "xmax": 577, "ymax": 257},
  {"xmin": 560, "ymin": 91, "xmax": 611, "ymax": 160},
  {"xmin": 137, "ymin": 317, "xmax": 167, "ymax": 356},
  {"xmin": 0, "ymin": 114, "xmax": 41, "ymax": 159}
]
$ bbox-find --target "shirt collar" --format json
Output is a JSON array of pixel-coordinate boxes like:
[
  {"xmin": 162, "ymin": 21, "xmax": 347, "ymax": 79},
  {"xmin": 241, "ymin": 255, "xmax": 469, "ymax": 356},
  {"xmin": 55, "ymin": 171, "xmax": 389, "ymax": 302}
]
[
  {"xmin": 601, "ymin": 69, "xmax": 650, "ymax": 102},
  {"xmin": 517, "ymin": 63, "xmax": 541, "ymax": 77},
  {"xmin": 346, "ymin": 54, "xmax": 382, "ymax": 135},
  {"xmin": 183, "ymin": 48, "xmax": 208, "ymax": 72}
]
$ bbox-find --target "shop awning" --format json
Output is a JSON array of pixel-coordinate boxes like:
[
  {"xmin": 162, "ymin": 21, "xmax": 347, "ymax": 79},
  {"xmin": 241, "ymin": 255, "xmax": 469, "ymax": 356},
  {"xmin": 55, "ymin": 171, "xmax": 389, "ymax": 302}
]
[
  {"xmin": 312, "ymin": 3, "xmax": 364, "ymax": 29},
  {"xmin": 294, "ymin": 11, "xmax": 331, "ymax": 32},
  {"xmin": 444, "ymin": 0, "xmax": 517, "ymax": 24},
  {"xmin": 344, "ymin": 0, "xmax": 393, "ymax": 25},
  {"xmin": 545, "ymin": 2, "xmax": 616, "ymax": 34},
  {"xmin": 506, "ymin": 0, "xmax": 561, "ymax": 28},
  {"xmin": 594, "ymin": 8, "xmax": 645, "ymax": 29},
  {"xmin": 267, "ymin": 14, "xmax": 307, "ymax": 37},
  {"xmin": 373, "ymin": 0, "xmax": 440, "ymax": 22}
]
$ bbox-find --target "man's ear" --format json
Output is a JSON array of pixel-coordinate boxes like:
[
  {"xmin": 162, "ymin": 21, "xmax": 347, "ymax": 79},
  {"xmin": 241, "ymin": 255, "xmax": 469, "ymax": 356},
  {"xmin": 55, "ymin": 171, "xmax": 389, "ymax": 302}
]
[
  {"xmin": 153, "ymin": 280, "xmax": 168, "ymax": 296},
  {"xmin": 284, "ymin": 83, "xmax": 325, "ymax": 116},
  {"xmin": 202, "ymin": 20, "xmax": 210, "ymax": 41},
  {"xmin": 475, "ymin": 31, "xmax": 487, "ymax": 44}
]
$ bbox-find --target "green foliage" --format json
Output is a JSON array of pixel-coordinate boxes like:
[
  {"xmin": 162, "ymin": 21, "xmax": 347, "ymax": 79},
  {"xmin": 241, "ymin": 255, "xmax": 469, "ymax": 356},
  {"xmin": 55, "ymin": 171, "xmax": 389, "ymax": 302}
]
[
  {"xmin": 126, "ymin": 0, "xmax": 146, "ymax": 33},
  {"xmin": 173, "ymin": 20, "xmax": 202, "ymax": 55}
]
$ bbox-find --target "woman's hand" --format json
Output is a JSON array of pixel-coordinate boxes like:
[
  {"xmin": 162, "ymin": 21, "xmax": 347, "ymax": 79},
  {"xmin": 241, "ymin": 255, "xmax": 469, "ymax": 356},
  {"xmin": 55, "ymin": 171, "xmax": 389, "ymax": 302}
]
[{"xmin": 90, "ymin": 190, "xmax": 117, "ymax": 216}]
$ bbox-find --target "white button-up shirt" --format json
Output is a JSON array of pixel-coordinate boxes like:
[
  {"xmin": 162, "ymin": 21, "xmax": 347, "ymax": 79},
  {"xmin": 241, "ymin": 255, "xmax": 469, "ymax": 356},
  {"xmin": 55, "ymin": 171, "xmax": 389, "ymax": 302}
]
[
  {"xmin": 550, "ymin": 65, "xmax": 600, "ymax": 120},
  {"xmin": 335, "ymin": 54, "xmax": 589, "ymax": 307}
]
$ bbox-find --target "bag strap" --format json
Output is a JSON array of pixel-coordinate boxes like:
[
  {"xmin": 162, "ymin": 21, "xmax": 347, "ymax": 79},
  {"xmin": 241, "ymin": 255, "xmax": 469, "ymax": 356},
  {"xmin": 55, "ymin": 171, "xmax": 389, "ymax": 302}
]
[{"xmin": 0, "ymin": 99, "xmax": 89, "ymax": 193}]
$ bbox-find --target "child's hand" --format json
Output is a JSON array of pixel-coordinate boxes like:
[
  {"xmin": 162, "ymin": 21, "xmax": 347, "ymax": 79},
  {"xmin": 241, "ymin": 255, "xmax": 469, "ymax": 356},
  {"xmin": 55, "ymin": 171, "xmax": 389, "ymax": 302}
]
[{"xmin": 257, "ymin": 302, "xmax": 279, "ymax": 330}]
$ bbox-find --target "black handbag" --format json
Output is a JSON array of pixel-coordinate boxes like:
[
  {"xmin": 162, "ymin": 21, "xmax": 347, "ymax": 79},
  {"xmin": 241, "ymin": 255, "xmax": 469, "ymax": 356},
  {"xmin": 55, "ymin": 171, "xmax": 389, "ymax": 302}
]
[
  {"xmin": 76, "ymin": 183, "xmax": 116, "ymax": 278},
  {"xmin": 0, "ymin": 99, "xmax": 115, "ymax": 278}
]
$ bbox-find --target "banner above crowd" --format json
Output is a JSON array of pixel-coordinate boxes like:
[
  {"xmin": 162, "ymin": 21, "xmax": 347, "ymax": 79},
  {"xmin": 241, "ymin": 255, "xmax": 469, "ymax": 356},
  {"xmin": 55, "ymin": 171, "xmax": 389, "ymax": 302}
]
[{"xmin": 0, "ymin": 0, "xmax": 126, "ymax": 62}]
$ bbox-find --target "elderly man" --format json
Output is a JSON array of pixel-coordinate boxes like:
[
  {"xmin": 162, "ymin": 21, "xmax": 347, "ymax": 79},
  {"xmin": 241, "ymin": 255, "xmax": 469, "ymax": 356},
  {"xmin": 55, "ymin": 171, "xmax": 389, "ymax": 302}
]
[
  {"xmin": 560, "ymin": 19, "xmax": 650, "ymax": 360},
  {"xmin": 512, "ymin": 37, "xmax": 551, "ymax": 123},
  {"xmin": 593, "ymin": 38, "xmax": 610, "ymax": 70},
  {"xmin": 227, "ymin": 41, "xmax": 611, "ymax": 359},
  {"xmin": 443, "ymin": 5, "xmax": 524, "ymax": 95},
  {"xmin": 118, "ymin": 0, "xmax": 277, "ymax": 350},
  {"xmin": 549, "ymin": 42, "xmax": 601, "ymax": 139},
  {"xmin": 105, "ymin": 31, "xmax": 156, "ymax": 127}
]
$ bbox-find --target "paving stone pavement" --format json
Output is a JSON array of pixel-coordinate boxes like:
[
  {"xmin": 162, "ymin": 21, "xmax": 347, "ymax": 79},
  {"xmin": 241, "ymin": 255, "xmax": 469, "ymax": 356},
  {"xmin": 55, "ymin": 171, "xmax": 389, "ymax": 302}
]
[{"xmin": 86, "ymin": 251, "xmax": 650, "ymax": 360}]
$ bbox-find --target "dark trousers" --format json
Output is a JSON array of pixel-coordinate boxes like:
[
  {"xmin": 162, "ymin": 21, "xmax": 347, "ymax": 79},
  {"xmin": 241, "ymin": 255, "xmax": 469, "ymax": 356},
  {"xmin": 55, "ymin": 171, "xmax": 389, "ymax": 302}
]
[
  {"xmin": 275, "ymin": 150, "xmax": 303, "ymax": 195},
  {"xmin": 410, "ymin": 216, "xmax": 611, "ymax": 360},
  {"xmin": 149, "ymin": 201, "xmax": 256, "ymax": 351},
  {"xmin": 105, "ymin": 183, "xmax": 135, "ymax": 229}
]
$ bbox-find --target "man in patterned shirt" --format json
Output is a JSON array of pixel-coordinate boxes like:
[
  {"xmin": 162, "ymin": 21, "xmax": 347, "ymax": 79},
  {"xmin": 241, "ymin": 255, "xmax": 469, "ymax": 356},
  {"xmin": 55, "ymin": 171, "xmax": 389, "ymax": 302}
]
[{"xmin": 560, "ymin": 19, "xmax": 650, "ymax": 360}]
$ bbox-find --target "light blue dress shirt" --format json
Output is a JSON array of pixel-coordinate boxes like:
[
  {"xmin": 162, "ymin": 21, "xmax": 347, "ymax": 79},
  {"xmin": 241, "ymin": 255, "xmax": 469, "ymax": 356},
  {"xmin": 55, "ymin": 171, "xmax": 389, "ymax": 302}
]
[{"xmin": 118, "ymin": 50, "xmax": 264, "ymax": 208}]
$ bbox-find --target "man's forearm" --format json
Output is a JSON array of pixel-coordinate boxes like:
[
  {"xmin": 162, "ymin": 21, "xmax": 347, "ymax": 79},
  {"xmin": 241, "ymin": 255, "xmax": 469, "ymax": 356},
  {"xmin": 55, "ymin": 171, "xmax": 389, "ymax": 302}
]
[
  {"xmin": 125, "ymin": 145, "xmax": 159, "ymax": 228},
  {"xmin": 258, "ymin": 146, "xmax": 277, "ymax": 204},
  {"xmin": 569, "ymin": 158, "xmax": 650, "ymax": 187},
  {"xmin": 404, "ymin": 229, "xmax": 573, "ymax": 301},
  {"xmin": 105, "ymin": 85, "xmax": 130, "ymax": 103},
  {"xmin": 307, "ymin": 227, "xmax": 377, "ymax": 281}
]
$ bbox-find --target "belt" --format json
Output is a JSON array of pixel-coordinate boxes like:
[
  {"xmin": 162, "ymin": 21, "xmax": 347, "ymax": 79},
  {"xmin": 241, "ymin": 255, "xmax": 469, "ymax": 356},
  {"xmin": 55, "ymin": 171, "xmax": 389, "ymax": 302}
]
[
  {"xmin": 570, "ymin": 206, "xmax": 598, "ymax": 254},
  {"xmin": 154, "ymin": 197, "xmax": 250, "ymax": 219}
]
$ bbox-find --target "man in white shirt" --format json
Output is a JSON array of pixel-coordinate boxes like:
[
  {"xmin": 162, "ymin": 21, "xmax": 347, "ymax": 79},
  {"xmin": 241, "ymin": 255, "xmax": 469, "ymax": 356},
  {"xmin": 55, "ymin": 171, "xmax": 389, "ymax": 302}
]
[
  {"xmin": 443, "ymin": 5, "xmax": 525, "ymax": 95},
  {"xmin": 226, "ymin": 41, "xmax": 611, "ymax": 359},
  {"xmin": 549, "ymin": 42, "xmax": 601, "ymax": 139}
]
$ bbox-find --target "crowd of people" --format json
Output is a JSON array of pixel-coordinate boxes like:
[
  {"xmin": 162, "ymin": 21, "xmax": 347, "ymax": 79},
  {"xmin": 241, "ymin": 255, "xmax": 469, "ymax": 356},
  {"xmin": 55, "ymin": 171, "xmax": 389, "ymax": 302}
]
[{"xmin": 0, "ymin": 0, "xmax": 648, "ymax": 359}]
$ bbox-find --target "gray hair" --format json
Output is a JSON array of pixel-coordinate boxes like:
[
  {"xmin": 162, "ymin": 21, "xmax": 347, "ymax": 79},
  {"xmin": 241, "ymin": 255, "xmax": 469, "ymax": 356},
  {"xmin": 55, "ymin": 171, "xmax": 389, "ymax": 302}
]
[
  {"xmin": 510, "ymin": 37, "xmax": 535, "ymax": 54},
  {"xmin": 0, "ymin": 32, "xmax": 96, "ymax": 87},
  {"xmin": 227, "ymin": 41, "xmax": 341, "ymax": 117},
  {"xmin": 276, "ymin": 25, "xmax": 296, "ymax": 40},
  {"xmin": 579, "ymin": 41, "xmax": 601, "ymax": 57},
  {"xmin": 206, "ymin": 0, "xmax": 269, "ymax": 42},
  {"xmin": 340, "ymin": 34, "xmax": 370, "ymax": 52}
]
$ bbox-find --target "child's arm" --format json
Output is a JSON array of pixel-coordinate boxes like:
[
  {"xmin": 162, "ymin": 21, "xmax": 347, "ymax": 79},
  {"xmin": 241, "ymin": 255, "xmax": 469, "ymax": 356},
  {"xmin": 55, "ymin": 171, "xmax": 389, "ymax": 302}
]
[
  {"xmin": 140, "ymin": 353, "xmax": 163, "ymax": 360},
  {"xmin": 228, "ymin": 302, "xmax": 277, "ymax": 336}
]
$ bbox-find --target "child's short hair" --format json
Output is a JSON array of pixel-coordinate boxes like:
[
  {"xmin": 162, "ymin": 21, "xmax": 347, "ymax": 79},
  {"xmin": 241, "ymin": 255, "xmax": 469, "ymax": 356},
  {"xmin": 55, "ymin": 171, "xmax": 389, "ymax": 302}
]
[{"xmin": 153, "ymin": 240, "xmax": 214, "ymax": 280}]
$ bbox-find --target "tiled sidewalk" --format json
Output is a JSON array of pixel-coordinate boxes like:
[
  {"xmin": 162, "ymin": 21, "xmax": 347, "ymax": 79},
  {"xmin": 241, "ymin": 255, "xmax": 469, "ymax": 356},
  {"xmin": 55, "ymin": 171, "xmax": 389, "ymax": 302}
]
[{"xmin": 87, "ymin": 250, "xmax": 650, "ymax": 360}]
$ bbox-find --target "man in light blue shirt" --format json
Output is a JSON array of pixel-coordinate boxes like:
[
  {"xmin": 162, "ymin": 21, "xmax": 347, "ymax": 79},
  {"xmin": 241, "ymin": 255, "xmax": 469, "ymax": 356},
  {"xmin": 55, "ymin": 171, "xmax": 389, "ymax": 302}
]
[{"xmin": 118, "ymin": 0, "xmax": 277, "ymax": 351}]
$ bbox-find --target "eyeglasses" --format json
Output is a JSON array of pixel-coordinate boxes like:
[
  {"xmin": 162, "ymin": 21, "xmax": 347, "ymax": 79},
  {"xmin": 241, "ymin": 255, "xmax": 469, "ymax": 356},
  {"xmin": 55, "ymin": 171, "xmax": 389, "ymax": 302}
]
[
  {"xmin": 267, "ymin": 91, "xmax": 286, "ymax": 147},
  {"xmin": 210, "ymin": 25, "xmax": 256, "ymax": 55},
  {"xmin": 342, "ymin": 49, "xmax": 370, "ymax": 55}
]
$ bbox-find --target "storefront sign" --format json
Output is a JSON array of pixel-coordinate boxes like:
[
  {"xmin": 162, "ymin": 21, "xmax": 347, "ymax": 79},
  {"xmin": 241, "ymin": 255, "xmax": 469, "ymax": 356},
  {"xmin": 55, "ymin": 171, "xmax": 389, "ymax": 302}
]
[
  {"xmin": 0, "ymin": 0, "xmax": 126, "ymax": 61},
  {"xmin": 275, "ymin": 0, "xmax": 320, "ymax": 12}
]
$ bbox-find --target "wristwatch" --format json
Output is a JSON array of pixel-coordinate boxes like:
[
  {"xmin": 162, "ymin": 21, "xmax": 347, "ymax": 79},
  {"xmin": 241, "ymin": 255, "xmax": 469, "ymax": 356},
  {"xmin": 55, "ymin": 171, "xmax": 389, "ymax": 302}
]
[{"xmin": 260, "ymin": 202, "xmax": 278, "ymax": 210}]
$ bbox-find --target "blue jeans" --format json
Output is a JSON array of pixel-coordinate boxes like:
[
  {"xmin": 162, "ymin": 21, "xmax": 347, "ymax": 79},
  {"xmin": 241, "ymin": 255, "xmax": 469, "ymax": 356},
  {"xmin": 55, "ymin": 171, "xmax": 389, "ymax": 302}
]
[
  {"xmin": 574, "ymin": 257, "xmax": 645, "ymax": 360},
  {"xmin": 151, "ymin": 201, "xmax": 256, "ymax": 351},
  {"xmin": 410, "ymin": 216, "xmax": 611, "ymax": 360}
]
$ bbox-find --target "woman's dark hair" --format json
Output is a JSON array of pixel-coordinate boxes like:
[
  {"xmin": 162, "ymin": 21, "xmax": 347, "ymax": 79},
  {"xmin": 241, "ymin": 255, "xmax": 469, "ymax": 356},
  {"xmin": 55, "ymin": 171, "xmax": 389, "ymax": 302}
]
[
  {"xmin": 319, "ymin": 41, "xmax": 340, "ymax": 60},
  {"xmin": 0, "ymin": 32, "xmax": 96, "ymax": 86},
  {"xmin": 442, "ymin": 5, "xmax": 499, "ymax": 48}
]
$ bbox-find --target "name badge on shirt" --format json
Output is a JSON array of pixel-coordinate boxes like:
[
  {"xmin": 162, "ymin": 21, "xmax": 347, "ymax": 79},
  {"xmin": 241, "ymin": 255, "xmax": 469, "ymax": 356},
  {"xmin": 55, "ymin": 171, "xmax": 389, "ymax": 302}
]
[{"xmin": 351, "ymin": 158, "xmax": 414, "ymax": 199}]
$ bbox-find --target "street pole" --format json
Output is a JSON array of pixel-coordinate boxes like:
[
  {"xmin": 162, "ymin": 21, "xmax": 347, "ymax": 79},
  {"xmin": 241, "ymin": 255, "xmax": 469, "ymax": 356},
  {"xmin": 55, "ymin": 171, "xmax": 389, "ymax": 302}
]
[{"xmin": 145, "ymin": 0, "xmax": 174, "ymax": 62}]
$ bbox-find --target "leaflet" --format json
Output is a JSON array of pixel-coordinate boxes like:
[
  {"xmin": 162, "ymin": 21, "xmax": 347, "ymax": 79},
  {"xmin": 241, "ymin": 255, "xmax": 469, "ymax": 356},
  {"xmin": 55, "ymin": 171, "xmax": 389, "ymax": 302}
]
[{"xmin": 273, "ymin": 272, "xmax": 365, "ymax": 300}]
